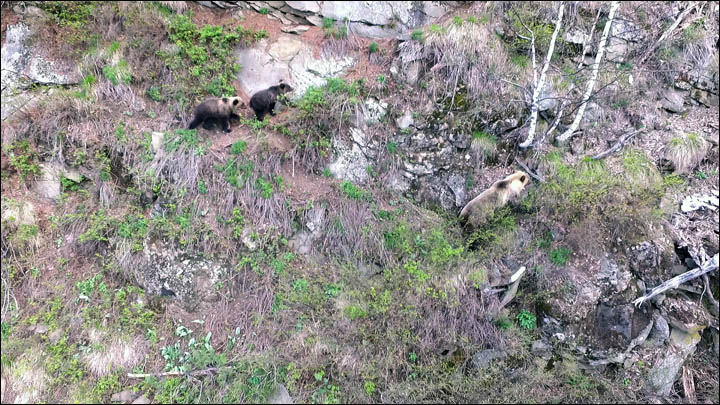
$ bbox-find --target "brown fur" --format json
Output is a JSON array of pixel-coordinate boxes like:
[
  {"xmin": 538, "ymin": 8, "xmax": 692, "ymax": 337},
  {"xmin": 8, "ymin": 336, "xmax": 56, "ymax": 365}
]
[
  {"xmin": 188, "ymin": 96, "xmax": 243, "ymax": 133},
  {"xmin": 459, "ymin": 171, "xmax": 530, "ymax": 229}
]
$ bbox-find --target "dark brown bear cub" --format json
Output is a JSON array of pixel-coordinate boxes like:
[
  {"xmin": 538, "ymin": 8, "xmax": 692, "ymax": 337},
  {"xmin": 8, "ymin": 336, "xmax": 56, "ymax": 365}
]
[
  {"xmin": 188, "ymin": 97, "xmax": 242, "ymax": 133},
  {"xmin": 249, "ymin": 82, "xmax": 293, "ymax": 121}
]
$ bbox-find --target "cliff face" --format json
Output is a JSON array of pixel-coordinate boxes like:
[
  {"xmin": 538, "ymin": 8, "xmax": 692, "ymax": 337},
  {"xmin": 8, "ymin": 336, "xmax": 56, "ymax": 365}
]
[{"xmin": 1, "ymin": 2, "xmax": 718, "ymax": 404}]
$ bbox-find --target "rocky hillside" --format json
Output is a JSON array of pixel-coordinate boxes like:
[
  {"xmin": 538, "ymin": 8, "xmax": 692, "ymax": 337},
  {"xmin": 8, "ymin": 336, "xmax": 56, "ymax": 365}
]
[{"xmin": 1, "ymin": 1, "xmax": 718, "ymax": 403}]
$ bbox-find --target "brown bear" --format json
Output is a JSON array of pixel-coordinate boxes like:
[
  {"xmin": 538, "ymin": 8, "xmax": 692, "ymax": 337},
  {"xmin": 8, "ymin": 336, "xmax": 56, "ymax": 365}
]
[
  {"xmin": 249, "ymin": 81, "xmax": 294, "ymax": 121},
  {"xmin": 188, "ymin": 96, "xmax": 243, "ymax": 133},
  {"xmin": 459, "ymin": 171, "xmax": 530, "ymax": 229}
]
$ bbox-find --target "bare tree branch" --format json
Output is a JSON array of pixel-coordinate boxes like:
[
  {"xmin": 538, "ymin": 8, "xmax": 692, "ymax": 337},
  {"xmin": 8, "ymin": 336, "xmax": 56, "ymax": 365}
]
[
  {"xmin": 633, "ymin": 254, "xmax": 719, "ymax": 307},
  {"xmin": 557, "ymin": 1, "xmax": 620, "ymax": 143},
  {"xmin": 590, "ymin": 129, "xmax": 644, "ymax": 160},
  {"xmin": 638, "ymin": 2, "xmax": 700, "ymax": 65},
  {"xmin": 519, "ymin": 2, "xmax": 565, "ymax": 148}
]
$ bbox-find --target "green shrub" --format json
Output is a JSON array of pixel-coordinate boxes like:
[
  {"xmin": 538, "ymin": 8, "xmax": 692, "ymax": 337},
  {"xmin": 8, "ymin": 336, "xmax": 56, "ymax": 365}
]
[
  {"xmin": 369, "ymin": 42, "xmax": 379, "ymax": 53},
  {"xmin": 339, "ymin": 181, "xmax": 367, "ymax": 201},
  {"xmin": 411, "ymin": 30, "xmax": 424, "ymax": 42},
  {"xmin": 517, "ymin": 309, "xmax": 536, "ymax": 329},
  {"xmin": 549, "ymin": 247, "xmax": 571, "ymax": 266}
]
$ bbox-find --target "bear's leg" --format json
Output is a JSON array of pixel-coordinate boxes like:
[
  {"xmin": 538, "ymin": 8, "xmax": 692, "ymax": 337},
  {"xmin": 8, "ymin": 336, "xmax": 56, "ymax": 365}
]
[
  {"xmin": 255, "ymin": 110, "xmax": 266, "ymax": 121},
  {"xmin": 188, "ymin": 116, "xmax": 203, "ymax": 129},
  {"xmin": 269, "ymin": 102, "xmax": 276, "ymax": 116},
  {"xmin": 221, "ymin": 117, "xmax": 231, "ymax": 133}
]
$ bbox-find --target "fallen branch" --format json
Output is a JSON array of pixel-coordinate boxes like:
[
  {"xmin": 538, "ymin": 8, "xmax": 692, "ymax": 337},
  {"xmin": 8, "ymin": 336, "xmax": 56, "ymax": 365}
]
[
  {"xmin": 498, "ymin": 266, "xmax": 527, "ymax": 311},
  {"xmin": 519, "ymin": 2, "xmax": 565, "ymax": 148},
  {"xmin": 633, "ymin": 254, "xmax": 719, "ymax": 307},
  {"xmin": 557, "ymin": 1, "xmax": 620, "ymax": 143},
  {"xmin": 702, "ymin": 274, "xmax": 719, "ymax": 317},
  {"xmin": 590, "ymin": 129, "xmax": 643, "ymax": 160},
  {"xmin": 514, "ymin": 158, "xmax": 545, "ymax": 183},
  {"xmin": 638, "ymin": 2, "xmax": 699, "ymax": 65}
]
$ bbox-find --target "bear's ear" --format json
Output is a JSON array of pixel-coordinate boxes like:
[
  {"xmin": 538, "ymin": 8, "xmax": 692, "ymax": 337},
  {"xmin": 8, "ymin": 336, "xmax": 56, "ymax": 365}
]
[
  {"xmin": 520, "ymin": 175, "xmax": 527, "ymax": 183},
  {"xmin": 279, "ymin": 83, "xmax": 286, "ymax": 90},
  {"xmin": 222, "ymin": 97, "xmax": 228, "ymax": 103},
  {"xmin": 232, "ymin": 99, "xmax": 239, "ymax": 106}
]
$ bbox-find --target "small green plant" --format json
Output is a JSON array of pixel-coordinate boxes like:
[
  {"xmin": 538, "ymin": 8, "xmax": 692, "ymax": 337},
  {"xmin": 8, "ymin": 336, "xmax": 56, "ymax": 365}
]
[
  {"xmin": 322, "ymin": 17, "xmax": 335, "ymax": 29},
  {"xmin": 6, "ymin": 140, "xmax": 40, "ymax": 180},
  {"xmin": 339, "ymin": 181, "xmax": 367, "ymax": 201},
  {"xmin": 102, "ymin": 59, "xmax": 131, "ymax": 86},
  {"xmin": 517, "ymin": 309, "xmax": 536, "ymax": 329},
  {"xmin": 230, "ymin": 139, "xmax": 248, "ymax": 155},
  {"xmin": 452, "ymin": 16, "xmax": 463, "ymax": 26},
  {"xmin": 344, "ymin": 305, "xmax": 367, "ymax": 320},
  {"xmin": 147, "ymin": 86, "xmax": 163, "ymax": 101},
  {"xmin": 377, "ymin": 74, "xmax": 387, "ymax": 84},
  {"xmin": 322, "ymin": 168, "xmax": 332, "ymax": 177},
  {"xmin": 369, "ymin": 42, "xmax": 379, "ymax": 53},
  {"xmin": 411, "ymin": 29, "xmax": 424, "ymax": 42},
  {"xmin": 364, "ymin": 381, "xmax": 376, "ymax": 396},
  {"xmin": 695, "ymin": 170, "xmax": 708, "ymax": 180},
  {"xmin": 549, "ymin": 246, "xmax": 572, "ymax": 266},
  {"xmin": 259, "ymin": 7, "xmax": 269, "ymax": 15},
  {"xmin": 387, "ymin": 141, "xmax": 397, "ymax": 154},
  {"xmin": 256, "ymin": 177, "xmax": 274, "ymax": 198}
]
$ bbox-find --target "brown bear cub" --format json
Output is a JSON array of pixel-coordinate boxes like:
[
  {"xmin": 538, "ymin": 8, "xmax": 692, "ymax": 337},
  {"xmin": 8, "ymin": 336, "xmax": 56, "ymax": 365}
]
[
  {"xmin": 249, "ymin": 81, "xmax": 294, "ymax": 121},
  {"xmin": 188, "ymin": 97, "xmax": 243, "ymax": 133},
  {"xmin": 459, "ymin": 171, "xmax": 530, "ymax": 229}
]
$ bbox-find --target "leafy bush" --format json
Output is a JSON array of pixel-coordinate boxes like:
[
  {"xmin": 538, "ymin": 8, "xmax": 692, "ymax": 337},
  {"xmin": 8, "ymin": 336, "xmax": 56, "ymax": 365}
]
[{"xmin": 517, "ymin": 309, "xmax": 536, "ymax": 329}]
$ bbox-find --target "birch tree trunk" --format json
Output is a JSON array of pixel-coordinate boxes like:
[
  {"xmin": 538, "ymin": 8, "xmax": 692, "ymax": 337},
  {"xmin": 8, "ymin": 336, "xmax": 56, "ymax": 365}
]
[
  {"xmin": 519, "ymin": 2, "xmax": 565, "ymax": 148},
  {"xmin": 557, "ymin": 1, "xmax": 620, "ymax": 143}
]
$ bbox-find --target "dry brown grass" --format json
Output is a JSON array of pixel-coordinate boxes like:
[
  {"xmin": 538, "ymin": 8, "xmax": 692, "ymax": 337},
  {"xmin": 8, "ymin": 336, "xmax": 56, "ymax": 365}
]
[
  {"xmin": 85, "ymin": 334, "xmax": 149, "ymax": 377},
  {"xmin": 665, "ymin": 132, "xmax": 709, "ymax": 174}
]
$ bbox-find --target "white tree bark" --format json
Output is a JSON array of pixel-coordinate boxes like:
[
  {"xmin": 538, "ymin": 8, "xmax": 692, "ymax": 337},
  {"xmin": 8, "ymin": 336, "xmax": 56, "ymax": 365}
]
[
  {"xmin": 546, "ymin": 8, "xmax": 601, "ymax": 140},
  {"xmin": 557, "ymin": 1, "xmax": 620, "ymax": 143},
  {"xmin": 519, "ymin": 2, "xmax": 565, "ymax": 149}
]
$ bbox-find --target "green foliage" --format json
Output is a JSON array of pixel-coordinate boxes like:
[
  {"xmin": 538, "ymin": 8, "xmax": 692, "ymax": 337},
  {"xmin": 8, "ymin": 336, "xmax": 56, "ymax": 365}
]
[
  {"xmin": 387, "ymin": 141, "xmax": 397, "ymax": 154},
  {"xmin": 118, "ymin": 214, "xmax": 149, "ymax": 252},
  {"xmin": 6, "ymin": 140, "xmax": 40, "ymax": 180},
  {"xmin": 164, "ymin": 129, "xmax": 207, "ymax": 155},
  {"xmin": 369, "ymin": 42, "xmax": 379, "ymax": 53},
  {"xmin": 622, "ymin": 150, "xmax": 662, "ymax": 192},
  {"xmin": 453, "ymin": 16, "xmax": 463, "ymax": 26},
  {"xmin": 102, "ymin": 59, "xmax": 132, "ymax": 85},
  {"xmin": 364, "ymin": 381, "xmax": 376, "ymax": 396},
  {"xmin": 549, "ymin": 246, "xmax": 571, "ymax": 266},
  {"xmin": 322, "ymin": 18, "xmax": 347, "ymax": 39},
  {"xmin": 510, "ymin": 53, "xmax": 530, "ymax": 68},
  {"xmin": 517, "ymin": 309, "xmax": 536, "ymax": 329},
  {"xmin": 339, "ymin": 181, "xmax": 368, "ymax": 201},
  {"xmin": 38, "ymin": 1, "xmax": 96, "ymax": 47},
  {"xmin": 147, "ymin": 86, "xmax": 163, "ymax": 101},
  {"xmin": 46, "ymin": 336, "xmax": 86, "ymax": 384},
  {"xmin": 344, "ymin": 305, "xmax": 367, "ymax": 320},
  {"xmin": 259, "ymin": 7, "xmax": 269, "ymax": 15},
  {"xmin": 466, "ymin": 206, "xmax": 517, "ymax": 250},
  {"xmin": 507, "ymin": 7, "xmax": 563, "ymax": 55},
  {"xmin": 163, "ymin": 14, "xmax": 266, "ymax": 99},
  {"xmin": 404, "ymin": 261, "xmax": 429, "ymax": 285},
  {"xmin": 78, "ymin": 209, "xmax": 117, "ymax": 244},
  {"xmin": 231, "ymin": 139, "xmax": 248, "ymax": 155},
  {"xmin": 411, "ymin": 29, "xmax": 424, "ymax": 42}
]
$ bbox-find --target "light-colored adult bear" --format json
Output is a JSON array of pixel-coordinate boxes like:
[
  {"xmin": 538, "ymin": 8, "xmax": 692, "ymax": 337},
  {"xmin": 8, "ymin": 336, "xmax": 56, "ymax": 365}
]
[{"xmin": 459, "ymin": 171, "xmax": 530, "ymax": 228}]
